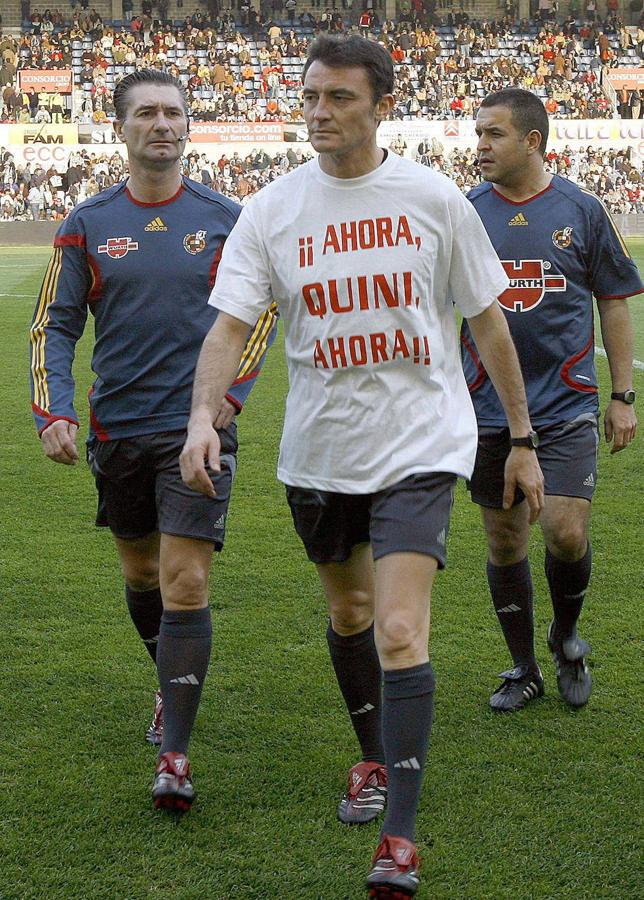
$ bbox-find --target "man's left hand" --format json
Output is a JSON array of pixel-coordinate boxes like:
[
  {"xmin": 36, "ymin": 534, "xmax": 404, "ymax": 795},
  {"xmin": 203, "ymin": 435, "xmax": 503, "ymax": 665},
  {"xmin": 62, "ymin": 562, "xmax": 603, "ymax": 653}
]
[
  {"xmin": 213, "ymin": 397, "xmax": 237, "ymax": 430},
  {"xmin": 503, "ymin": 448, "xmax": 545, "ymax": 524},
  {"xmin": 604, "ymin": 400, "xmax": 637, "ymax": 454}
]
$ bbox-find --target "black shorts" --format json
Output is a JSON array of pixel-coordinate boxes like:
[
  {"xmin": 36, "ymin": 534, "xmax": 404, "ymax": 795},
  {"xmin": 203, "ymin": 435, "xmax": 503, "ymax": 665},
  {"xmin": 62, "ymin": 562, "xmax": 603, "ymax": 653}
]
[
  {"xmin": 87, "ymin": 427, "xmax": 237, "ymax": 547},
  {"xmin": 469, "ymin": 416, "xmax": 599, "ymax": 509},
  {"xmin": 285, "ymin": 472, "xmax": 457, "ymax": 567}
]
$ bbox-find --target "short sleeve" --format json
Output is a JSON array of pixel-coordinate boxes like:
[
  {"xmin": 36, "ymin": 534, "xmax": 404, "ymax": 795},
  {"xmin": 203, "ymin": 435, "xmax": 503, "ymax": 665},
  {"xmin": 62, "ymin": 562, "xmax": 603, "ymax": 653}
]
[
  {"xmin": 447, "ymin": 192, "xmax": 509, "ymax": 318},
  {"xmin": 208, "ymin": 201, "xmax": 274, "ymax": 326},
  {"xmin": 586, "ymin": 194, "xmax": 644, "ymax": 300}
]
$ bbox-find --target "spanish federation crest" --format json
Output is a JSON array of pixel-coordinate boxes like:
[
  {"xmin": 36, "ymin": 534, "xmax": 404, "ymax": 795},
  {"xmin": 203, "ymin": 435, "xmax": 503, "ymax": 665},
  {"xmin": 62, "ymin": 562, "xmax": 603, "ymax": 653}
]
[
  {"xmin": 183, "ymin": 229, "xmax": 207, "ymax": 255},
  {"xmin": 552, "ymin": 226, "xmax": 573, "ymax": 249}
]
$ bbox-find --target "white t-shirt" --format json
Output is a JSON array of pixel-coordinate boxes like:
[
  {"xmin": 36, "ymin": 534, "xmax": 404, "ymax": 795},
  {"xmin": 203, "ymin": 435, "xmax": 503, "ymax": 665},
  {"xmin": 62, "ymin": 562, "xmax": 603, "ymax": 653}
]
[{"xmin": 209, "ymin": 152, "xmax": 508, "ymax": 492}]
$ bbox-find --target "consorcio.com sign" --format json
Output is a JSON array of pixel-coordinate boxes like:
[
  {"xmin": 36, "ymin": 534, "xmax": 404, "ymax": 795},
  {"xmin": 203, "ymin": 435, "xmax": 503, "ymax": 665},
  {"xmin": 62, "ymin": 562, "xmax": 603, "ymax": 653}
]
[{"xmin": 188, "ymin": 122, "xmax": 284, "ymax": 142}]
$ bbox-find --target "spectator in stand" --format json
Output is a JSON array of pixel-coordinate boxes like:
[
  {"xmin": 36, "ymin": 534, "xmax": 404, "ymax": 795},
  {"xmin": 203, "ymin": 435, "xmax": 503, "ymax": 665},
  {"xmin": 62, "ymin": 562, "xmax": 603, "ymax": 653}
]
[{"xmin": 27, "ymin": 181, "xmax": 44, "ymax": 220}]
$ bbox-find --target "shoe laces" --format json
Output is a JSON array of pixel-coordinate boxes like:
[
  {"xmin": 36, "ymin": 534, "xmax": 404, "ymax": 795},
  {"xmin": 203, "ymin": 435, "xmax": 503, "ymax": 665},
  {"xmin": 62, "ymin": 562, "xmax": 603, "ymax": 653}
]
[
  {"xmin": 157, "ymin": 752, "xmax": 191, "ymax": 779},
  {"xmin": 372, "ymin": 835, "xmax": 419, "ymax": 872},
  {"xmin": 347, "ymin": 762, "xmax": 387, "ymax": 799}
]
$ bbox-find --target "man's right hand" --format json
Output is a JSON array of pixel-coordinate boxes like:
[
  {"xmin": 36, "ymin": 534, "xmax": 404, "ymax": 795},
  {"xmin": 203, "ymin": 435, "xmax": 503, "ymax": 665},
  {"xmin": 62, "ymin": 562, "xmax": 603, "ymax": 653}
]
[
  {"xmin": 180, "ymin": 413, "xmax": 221, "ymax": 498},
  {"xmin": 40, "ymin": 419, "xmax": 79, "ymax": 465}
]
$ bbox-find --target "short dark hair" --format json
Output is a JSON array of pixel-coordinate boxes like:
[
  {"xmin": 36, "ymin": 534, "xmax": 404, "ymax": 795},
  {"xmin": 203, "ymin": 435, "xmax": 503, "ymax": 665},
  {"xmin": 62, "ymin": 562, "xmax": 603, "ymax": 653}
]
[
  {"xmin": 480, "ymin": 88, "xmax": 549, "ymax": 156},
  {"xmin": 302, "ymin": 35, "xmax": 394, "ymax": 104},
  {"xmin": 113, "ymin": 69, "xmax": 188, "ymax": 122}
]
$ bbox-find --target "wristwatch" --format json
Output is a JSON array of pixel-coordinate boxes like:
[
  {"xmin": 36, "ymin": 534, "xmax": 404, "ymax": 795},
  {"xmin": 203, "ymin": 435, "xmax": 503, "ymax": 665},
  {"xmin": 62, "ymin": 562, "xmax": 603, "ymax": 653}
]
[
  {"xmin": 611, "ymin": 390, "xmax": 636, "ymax": 404},
  {"xmin": 510, "ymin": 430, "xmax": 539, "ymax": 449}
]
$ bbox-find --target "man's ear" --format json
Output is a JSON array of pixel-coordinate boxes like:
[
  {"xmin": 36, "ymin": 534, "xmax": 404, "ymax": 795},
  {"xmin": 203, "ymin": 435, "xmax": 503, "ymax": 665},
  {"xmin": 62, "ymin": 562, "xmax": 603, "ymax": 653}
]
[
  {"xmin": 375, "ymin": 93, "xmax": 395, "ymax": 123},
  {"xmin": 526, "ymin": 128, "xmax": 544, "ymax": 155}
]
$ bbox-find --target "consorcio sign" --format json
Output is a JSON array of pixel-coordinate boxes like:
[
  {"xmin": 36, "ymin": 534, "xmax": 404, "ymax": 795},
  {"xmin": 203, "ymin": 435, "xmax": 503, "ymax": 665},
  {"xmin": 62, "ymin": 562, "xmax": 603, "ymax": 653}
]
[
  {"xmin": 18, "ymin": 69, "xmax": 73, "ymax": 93},
  {"xmin": 188, "ymin": 121, "xmax": 284, "ymax": 142},
  {"xmin": 605, "ymin": 67, "xmax": 644, "ymax": 91}
]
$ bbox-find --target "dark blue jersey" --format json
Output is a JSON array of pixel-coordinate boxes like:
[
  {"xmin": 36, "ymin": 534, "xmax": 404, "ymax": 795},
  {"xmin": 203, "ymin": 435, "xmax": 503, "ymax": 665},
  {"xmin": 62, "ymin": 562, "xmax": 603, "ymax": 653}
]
[
  {"xmin": 460, "ymin": 175, "xmax": 643, "ymax": 426},
  {"xmin": 30, "ymin": 178, "xmax": 278, "ymax": 439}
]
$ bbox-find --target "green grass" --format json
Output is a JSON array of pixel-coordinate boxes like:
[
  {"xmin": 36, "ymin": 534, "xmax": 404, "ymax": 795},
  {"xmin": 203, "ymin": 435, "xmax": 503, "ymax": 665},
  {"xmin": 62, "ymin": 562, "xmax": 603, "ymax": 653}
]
[{"xmin": 1, "ymin": 246, "xmax": 643, "ymax": 899}]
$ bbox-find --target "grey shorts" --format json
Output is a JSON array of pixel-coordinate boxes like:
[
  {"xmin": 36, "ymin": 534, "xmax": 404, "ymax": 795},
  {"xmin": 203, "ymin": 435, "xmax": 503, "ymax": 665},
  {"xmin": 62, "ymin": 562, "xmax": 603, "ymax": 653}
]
[
  {"xmin": 87, "ymin": 428, "xmax": 237, "ymax": 546},
  {"xmin": 469, "ymin": 416, "xmax": 599, "ymax": 508},
  {"xmin": 285, "ymin": 472, "xmax": 457, "ymax": 567}
]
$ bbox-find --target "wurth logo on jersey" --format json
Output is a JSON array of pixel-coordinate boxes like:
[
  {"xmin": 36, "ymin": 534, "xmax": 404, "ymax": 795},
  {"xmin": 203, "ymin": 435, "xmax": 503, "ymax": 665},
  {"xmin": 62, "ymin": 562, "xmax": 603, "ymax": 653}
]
[
  {"xmin": 498, "ymin": 259, "xmax": 566, "ymax": 312},
  {"xmin": 98, "ymin": 237, "xmax": 139, "ymax": 259}
]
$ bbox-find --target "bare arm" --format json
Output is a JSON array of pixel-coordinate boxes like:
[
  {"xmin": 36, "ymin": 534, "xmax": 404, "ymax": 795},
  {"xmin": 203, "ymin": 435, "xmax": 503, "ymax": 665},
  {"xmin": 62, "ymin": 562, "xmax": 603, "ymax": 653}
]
[
  {"xmin": 467, "ymin": 302, "xmax": 545, "ymax": 523},
  {"xmin": 179, "ymin": 312, "xmax": 251, "ymax": 496},
  {"xmin": 598, "ymin": 298, "xmax": 637, "ymax": 454}
]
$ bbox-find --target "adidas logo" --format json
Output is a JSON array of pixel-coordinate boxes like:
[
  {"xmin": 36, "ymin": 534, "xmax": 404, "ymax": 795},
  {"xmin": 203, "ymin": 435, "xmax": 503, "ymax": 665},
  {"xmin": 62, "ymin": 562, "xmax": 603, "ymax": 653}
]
[
  {"xmin": 436, "ymin": 528, "xmax": 446, "ymax": 547},
  {"xmin": 144, "ymin": 216, "xmax": 168, "ymax": 232},
  {"xmin": 170, "ymin": 673, "xmax": 199, "ymax": 685},
  {"xmin": 351, "ymin": 702, "xmax": 375, "ymax": 716},
  {"xmin": 498, "ymin": 603, "xmax": 521, "ymax": 613},
  {"xmin": 508, "ymin": 212, "xmax": 529, "ymax": 226},
  {"xmin": 393, "ymin": 757, "xmax": 420, "ymax": 770},
  {"xmin": 583, "ymin": 473, "xmax": 595, "ymax": 487},
  {"xmin": 213, "ymin": 513, "xmax": 226, "ymax": 530}
]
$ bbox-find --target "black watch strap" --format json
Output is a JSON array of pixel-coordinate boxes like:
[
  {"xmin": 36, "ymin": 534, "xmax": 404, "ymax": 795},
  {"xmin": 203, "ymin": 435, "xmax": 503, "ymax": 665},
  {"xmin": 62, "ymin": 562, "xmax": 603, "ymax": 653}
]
[
  {"xmin": 510, "ymin": 430, "xmax": 539, "ymax": 449},
  {"xmin": 611, "ymin": 390, "xmax": 636, "ymax": 404}
]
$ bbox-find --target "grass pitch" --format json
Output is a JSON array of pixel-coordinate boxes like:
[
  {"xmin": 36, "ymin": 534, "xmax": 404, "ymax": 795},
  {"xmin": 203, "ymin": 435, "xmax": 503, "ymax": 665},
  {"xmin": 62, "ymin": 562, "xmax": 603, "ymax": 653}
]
[{"xmin": 1, "ymin": 243, "xmax": 642, "ymax": 899}]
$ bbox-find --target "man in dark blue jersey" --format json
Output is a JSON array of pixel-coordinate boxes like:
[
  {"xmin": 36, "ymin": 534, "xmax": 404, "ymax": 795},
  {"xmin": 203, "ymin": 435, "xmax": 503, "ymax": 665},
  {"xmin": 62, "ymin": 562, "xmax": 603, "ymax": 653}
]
[
  {"xmin": 30, "ymin": 70, "xmax": 277, "ymax": 809},
  {"xmin": 461, "ymin": 88, "xmax": 642, "ymax": 712}
]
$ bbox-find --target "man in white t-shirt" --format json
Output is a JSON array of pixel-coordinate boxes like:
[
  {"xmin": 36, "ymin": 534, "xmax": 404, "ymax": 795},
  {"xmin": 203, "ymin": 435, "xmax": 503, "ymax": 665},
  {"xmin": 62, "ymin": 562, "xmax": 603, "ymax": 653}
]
[{"xmin": 180, "ymin": 35, "xmax": 543, "ymax": 899}]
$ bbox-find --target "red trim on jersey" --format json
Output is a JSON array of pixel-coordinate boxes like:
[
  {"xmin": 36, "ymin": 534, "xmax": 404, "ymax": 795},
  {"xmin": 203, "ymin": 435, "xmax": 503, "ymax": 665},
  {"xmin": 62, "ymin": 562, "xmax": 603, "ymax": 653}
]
[
  {"xmin": 88, "ymin": 387, "xmax": 110, "ymax": 440},
  {"xmin": 560, "ymin": 335, "xmax": 598, "ymax": 394},
  {"xmin": 224, "ymin": 393, "xmax": 243, "ymax": 412},
  {"xmin": 460, "ymin": 334, "xmax": 487, "ymax": 392},
  {"xmin": 231, "ymin": 369, "xmax": 259, "ymax": 387},
  {"xmin": 208, "ymin": 240, "xmax": 224, "ymax": 289},
  {"xmin": 491, "ymin": 184, "xmax": 553, "ymax": 206},
  {"xmin": 596, "ymin": 289, "xmax": 644, "ymax": 300},
  {"xmin": 54, "ymin": 233, "xmax": 85, "ymax": 248},
  {"xmin": 32, "ymin": 406, "xmax": 79, "ymax": 437},
  {"xmin": 125, "ymin": 183, "xmax": 184, "ymax": 207}
]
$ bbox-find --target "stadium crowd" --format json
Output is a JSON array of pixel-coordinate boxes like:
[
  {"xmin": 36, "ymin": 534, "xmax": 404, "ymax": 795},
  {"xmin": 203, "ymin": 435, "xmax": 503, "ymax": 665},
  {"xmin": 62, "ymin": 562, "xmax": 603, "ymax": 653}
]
[
  {"xmin": 0, "ymin": 4, "xmax": 643, "ymax": 124},
  {"xmin": 0, "ymin": 4, "xmax": 642, "ymax": 221},
  {"xmin": 1, "ymin": 140, "xmax": 642, "ymax": 220}
]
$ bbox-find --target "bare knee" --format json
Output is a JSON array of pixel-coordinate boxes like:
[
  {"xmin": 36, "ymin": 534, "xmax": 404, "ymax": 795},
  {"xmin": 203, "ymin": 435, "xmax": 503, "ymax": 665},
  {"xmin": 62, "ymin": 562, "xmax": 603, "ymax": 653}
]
[
  {"xmin": 328, "ymin": 589, "xmax": 374, "ymax": 635},
  {"xmin": 123, "ymin": 562, "xmax": 159, "ymax": 592},
  {"xmin": 376, "ymin": 612, "xmax": 424, "ymax": 667},
  {"xmin": 484, "ymin": 510, "xmax": 529, "ymax": 567},
  {"xmin": 116, "ymin": 535, "xmax": 160, "ymax": 592},
  {"xmin": 162, "ymin": 565, "xmax": 209, "ymax": 610},
  {"xmin": 546, "ymin": 525, "xmax": 588, "ymax": 562}
]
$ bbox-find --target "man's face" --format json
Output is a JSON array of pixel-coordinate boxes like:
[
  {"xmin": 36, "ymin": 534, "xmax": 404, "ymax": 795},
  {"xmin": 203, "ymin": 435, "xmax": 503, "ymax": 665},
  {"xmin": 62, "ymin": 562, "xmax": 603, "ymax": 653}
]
[
  {"xmin": 475, "ymin": 104, "xmax": 533, "ymax": 186},
  {"xmin": 114, "ymin": 83, "xmax": 187, "ymax": 170},
  {"xmin": 303, "ymin": 61, "xmax": 390, "ymax": 163}
]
